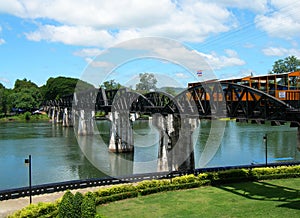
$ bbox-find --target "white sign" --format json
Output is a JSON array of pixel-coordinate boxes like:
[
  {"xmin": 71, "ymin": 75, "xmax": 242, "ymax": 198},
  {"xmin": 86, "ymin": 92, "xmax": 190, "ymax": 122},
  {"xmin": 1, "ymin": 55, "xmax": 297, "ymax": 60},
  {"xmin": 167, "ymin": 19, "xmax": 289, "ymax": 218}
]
[{"xmin": 279, "ymin": 91, "xmax": 286, "ymax": 98}]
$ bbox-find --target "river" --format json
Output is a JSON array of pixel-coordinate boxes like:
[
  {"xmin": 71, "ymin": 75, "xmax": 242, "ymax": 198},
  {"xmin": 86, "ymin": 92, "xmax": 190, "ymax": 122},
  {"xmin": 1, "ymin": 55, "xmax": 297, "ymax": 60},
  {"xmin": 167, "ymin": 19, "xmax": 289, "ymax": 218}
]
[{"xmin": 0, "ymin": 119, "xmax": 299, "ymax": 190}]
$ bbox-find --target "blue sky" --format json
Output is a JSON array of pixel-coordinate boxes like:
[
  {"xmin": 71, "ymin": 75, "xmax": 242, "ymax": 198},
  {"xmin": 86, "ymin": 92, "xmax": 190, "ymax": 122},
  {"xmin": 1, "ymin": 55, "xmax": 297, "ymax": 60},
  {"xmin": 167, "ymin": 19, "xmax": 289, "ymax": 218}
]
[{"xmin": 0, "ymin": 0, "xmax": 300, "ymax": 89}]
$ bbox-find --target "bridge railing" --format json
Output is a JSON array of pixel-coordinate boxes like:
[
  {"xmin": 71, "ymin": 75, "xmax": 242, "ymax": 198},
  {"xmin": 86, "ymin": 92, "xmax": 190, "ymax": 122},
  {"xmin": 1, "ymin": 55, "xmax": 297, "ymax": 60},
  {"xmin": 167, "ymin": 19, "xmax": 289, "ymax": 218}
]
[
  {"xmin": 285, "ymin": 91, "xmax": 300, "ymax": 108},
  {"xmin": 1, "ymin": 161, "xmax": 300, "ymax": 201}
]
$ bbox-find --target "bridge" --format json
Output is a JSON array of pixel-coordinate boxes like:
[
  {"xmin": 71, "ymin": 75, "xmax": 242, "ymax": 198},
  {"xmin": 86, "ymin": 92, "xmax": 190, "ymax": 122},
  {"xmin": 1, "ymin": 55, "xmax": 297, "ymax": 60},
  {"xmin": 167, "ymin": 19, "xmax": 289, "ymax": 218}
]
[{"xmin": 43, "ymin": 81, "xmax": 300, "ymax": 172}]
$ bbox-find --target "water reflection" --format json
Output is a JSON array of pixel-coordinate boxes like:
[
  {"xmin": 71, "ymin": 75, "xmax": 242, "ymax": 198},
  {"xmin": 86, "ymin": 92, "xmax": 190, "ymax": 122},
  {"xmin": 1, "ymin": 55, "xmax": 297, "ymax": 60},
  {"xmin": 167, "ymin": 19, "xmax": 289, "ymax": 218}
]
[{"xmin": 0, "ymin": 120, "xmax": 299, "ymax": 190}]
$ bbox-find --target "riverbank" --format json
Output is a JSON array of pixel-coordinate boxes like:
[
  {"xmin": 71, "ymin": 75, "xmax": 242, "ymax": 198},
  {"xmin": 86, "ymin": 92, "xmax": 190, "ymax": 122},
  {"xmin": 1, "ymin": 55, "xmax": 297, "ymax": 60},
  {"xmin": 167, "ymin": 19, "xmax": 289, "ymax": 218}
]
[{"xmin": 0, "ymin": 113, "xmax": 49, "ymax": 123}]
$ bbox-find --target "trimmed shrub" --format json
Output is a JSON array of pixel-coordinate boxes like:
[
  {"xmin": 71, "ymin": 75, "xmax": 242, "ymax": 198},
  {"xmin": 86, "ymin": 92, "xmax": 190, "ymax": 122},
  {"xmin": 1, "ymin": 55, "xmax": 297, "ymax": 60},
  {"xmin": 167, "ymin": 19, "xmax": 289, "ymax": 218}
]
[
  {"xmin": 172, "ymin": 174, "xmax": 196, "ymax": 184},
  {"xmin": 81, "ymin": 192, "xmax": 96, "ymax": 218},
  {"xmin": 73, "ymin": 192, "xmax": 84, "ymax": 218},
  {"xmin": 135, "ymin": 179, "xmax": 170, "ymax": 190},
  {"xmin": 96, "ymin": 184, "xmax": 136, "ymax": 197},
  {"xmin": 197, "ymin": 173, "xmax": 209, "ymax": 181},
  {"xmin": 96, "ymin": 191, "xmax": 139, "ymax": 205},
  {"xmin": 8, "ymin": 202, "xmax": 58, "ymax": 218},
  {"xmin": 250, "ymin": 165, "xmax": 300, "ymax": 180},
  {"xmin": 58, "ymin": 190, "xmax": 74, "ymax": 218},
  {"xmin": 216, "ymin": 169, "xmax": 249, "ymax": 183},
  {"xmin": 139, "ymin": 181, "xmax": 203, "ymax": 196}
]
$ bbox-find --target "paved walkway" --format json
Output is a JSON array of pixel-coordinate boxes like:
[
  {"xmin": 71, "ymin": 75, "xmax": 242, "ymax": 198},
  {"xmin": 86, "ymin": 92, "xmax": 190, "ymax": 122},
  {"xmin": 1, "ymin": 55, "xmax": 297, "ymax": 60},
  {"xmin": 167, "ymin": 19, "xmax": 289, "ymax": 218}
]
[{"xmin": 0, "ymin": 186, "xmax": 102, "ymax": 218}]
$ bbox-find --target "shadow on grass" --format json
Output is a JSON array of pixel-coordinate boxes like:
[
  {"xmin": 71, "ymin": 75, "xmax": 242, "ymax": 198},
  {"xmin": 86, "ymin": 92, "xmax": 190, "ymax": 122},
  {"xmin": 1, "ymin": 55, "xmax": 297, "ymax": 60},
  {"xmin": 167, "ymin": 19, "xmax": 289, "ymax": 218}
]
[{"xmin": 216, "ymin": 181, "xmax": 300, "ymax": 210}]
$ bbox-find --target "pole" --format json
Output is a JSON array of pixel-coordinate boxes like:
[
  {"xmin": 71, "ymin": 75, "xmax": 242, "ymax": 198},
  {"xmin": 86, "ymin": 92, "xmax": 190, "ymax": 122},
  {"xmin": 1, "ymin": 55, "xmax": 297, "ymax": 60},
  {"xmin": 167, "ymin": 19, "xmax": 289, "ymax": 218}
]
[
  {"xmin": 29, "ymin": 155, "xmax": 32, "ymax": 204},
  {"xmin": 264, "ymin": 134, "xmax": 268, "ymax": 166},
  {"xmin": 25, "ymin": 155, "xmax": 32, "ymax": 204}
]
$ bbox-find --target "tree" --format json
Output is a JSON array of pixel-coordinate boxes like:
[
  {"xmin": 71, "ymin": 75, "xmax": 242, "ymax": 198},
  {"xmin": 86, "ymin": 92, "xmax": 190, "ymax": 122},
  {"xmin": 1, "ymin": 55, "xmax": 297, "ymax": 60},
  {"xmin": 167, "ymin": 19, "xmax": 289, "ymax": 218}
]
[
  {"xmin": 100, "ymin": 80, "xmax": 121, "ymax": 90},
  {"xmin": 59, "ymin": 190, "xmax": 75, "ymax": 218},
  {"xmin": 81, "ymin": 192, "xmax": 96, "ymax": 218},
  {"xmin": 136, "ymin": 73, "xmax": 157, "ymax": 92},
  {"xmin": 73, "ymin": 192, "xmax": 84, "ymax": 218},
  {"xmin": 0, "ymin": 83, "xmax": 9, "ymax": 114},
  {"xmin": 9, "ymin": 87, "xmax": 42, "ymax": 111},
  {"xmin": 42, "ymin": 76, "xmax": 94, "ymax": 100},
  {"xmin": 9, "ymin": 79, "xmax": 42, "ymax": 111},
  {"xmin": 271, "ymin": 55, "xmax": 300, "ymax": 74},
  {"xmin": 13, "ymin": 78, "xmax": 38, "ymax": 91}
]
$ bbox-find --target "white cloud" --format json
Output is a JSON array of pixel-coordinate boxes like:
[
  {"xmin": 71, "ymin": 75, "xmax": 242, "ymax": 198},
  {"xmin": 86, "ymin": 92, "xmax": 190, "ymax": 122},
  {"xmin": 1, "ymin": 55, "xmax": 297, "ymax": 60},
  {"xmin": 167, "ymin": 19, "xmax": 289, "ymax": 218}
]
[
  {"xmin": 0, "ymin": 25, "xmax": 4, "ymax": 45},
  {"xmin": 262, "ymin": 47, "xmax": 300, "ymax": 57},
  {"xmin": 206, "ymin": 0, "xmax": 268, "ymax": 13},
  {"xmin": 197, "ymin": 49, "xmax": 246, "ymax": 70},
  {"xmin": 219, "ymin": 69, "xmax": 255, "ymax": 80},
  {"xmin": 89, "ymin": 60, "xmax": 114, "ymax": 68},
  {"xmin": 25, "ymin": 25, "xmax": 115, "ymax": 47},
  {"xmin": 73, "ymin": 48, "xmax": 102, "ymax": 57},
  {"xmin": 255, "ymin": 1, "xmax": 300, "ymax": 39},
  {"xmin": 175, "ymin": 72, "xmax": 190, "ymax": 79},
  {"xmin": 1, "ymin": 0, "xmax": 246, "ymax": 47},
  {"xmin": 0, "ymin": 0, "xmax": 24, "ymax": 15}
]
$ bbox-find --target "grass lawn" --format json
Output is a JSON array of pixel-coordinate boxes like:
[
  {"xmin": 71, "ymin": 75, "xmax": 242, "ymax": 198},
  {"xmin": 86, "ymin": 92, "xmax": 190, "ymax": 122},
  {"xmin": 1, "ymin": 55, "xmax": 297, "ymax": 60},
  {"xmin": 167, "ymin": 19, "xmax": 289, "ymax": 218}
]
[{"xmin": 97, "ymin": 178, "xmax": 300, "ymax": 218}]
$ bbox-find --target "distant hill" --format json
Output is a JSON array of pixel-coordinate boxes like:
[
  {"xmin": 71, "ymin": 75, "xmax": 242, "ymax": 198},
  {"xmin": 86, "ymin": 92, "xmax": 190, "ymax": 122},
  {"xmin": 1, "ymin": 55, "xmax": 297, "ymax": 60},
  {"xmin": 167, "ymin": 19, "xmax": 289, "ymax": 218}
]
[{"xmin": 157, "ymin": 86, "xmax": 186, "ymax": 96}]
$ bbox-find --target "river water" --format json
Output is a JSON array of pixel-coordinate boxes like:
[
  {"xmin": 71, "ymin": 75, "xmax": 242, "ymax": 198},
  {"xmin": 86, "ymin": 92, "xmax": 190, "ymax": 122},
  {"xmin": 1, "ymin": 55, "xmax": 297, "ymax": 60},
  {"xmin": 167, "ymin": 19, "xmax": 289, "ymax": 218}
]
[{"xmin": 0, "ymin": 120, "xmax": 299, "ymax": 190}]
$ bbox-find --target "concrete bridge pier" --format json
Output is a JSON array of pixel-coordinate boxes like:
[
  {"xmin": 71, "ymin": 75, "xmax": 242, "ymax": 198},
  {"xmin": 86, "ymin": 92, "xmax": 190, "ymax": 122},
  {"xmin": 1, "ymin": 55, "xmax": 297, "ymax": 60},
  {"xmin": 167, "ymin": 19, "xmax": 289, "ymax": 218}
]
[
  {"xmin": 77, "ymin": 109, "xmax": 95, "ymax": 135},
  {"xmin": 153, "ymin": 114, "xmax": 169, "ymax": 172},
  {"xmin": 175, "ymin": 116, "xmax": 199, "ymax": 172},
  {"xmin": 56, "ymin": 107, "xmax": 61, "ymax": 123},
  {"xmin": 47, "ymin": 106, "xmax": 52, "ymax": 118},
  {"xmin": 154, "ymin": 114, "xmax": 199, "ymax": 172},
  {"xmin": 108, "ymin": 111, "xmax": 134, "ymax": 153},
  {"xmin": 50, "ymin": 106, "xmax": 56, "ymax": 122},
  {"xmin": 62, "ymin": 108, "xmax": 73, "ymax": 127},
  {"xmin": 49, "ymin": 106, "xmax": 62, "ymax": 123}
]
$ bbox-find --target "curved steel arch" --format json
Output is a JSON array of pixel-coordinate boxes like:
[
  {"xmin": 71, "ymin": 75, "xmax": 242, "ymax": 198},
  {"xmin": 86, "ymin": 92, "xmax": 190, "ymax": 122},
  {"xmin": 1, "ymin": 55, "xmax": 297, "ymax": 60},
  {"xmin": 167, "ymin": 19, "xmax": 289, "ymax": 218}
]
[
  {"xmin": 109, "ymin": 89, "xmax": 154, "ymax": 113},
  {"xmin": 183, "ymin": 81, "xmax": 293, "ymax": 121},
  {"xmin": 163, "ymin": 82, "xmax": 226, "ymax": 118}
]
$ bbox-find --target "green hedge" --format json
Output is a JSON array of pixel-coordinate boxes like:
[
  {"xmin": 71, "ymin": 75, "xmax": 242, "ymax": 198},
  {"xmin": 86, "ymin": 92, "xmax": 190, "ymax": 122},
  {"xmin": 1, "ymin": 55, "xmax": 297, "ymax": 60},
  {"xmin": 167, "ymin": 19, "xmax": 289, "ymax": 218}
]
[
  {"xmin": 136, "ymin": 179, "xmax": 171, "ymax": 190},
  {"xmin": 207, "ymin": 168, "xmax": 251, "ymax": 184},
  {"xmin": 8, "ymin": 165, "xmax": 300, "ymax": 217},
  {"xmin": 96, "ymin": 191, "xmax": 139, "ymax": 205},
  {"xmin": 95, "ymin": 184, "xmax": 136, "ymax": 197},
  {"xmin": 250, "ymin": 165, "xmax": 300, "ymax": 180},
  {"xmin": 8, "ymin": 202, "xmax": 58, "ymax": 218}
]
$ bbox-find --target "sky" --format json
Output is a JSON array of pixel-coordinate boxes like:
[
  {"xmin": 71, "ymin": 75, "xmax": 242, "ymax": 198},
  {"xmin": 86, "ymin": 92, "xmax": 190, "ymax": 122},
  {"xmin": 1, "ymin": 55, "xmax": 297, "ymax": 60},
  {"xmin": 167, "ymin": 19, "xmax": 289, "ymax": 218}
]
[{"xmin": 0, "ymin": 0, "xmax": 300, "ymax": 89}]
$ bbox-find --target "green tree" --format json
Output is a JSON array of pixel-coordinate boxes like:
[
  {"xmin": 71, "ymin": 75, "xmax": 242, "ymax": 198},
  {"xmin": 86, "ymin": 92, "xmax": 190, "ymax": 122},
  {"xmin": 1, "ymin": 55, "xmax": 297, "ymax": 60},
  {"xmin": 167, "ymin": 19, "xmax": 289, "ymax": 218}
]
[
  {"xmin": 74, "ymin": 192, "xmax": 84, "ymax": 218},
  {"xmin": 136, "ymin": 73, "xmax": 157, "ymax": 92},
  {"xmin": 81, "ymin": 192, "xmax": 96, "ymax": 218},
  {"xmin": 0, "ymin": 83, "xmax": 7, "ymax": 114},
  {"xmin": 59, "ymin": 190, "xmax": 75, "ymax": 218},
  {"xmin": 8, "ymin": 79, "xmax": 42, "ymax": 111},
  {"xmin": 13, "ymin": 78, "xmax": 38, "ymax": 91},
  {"xmin": 100, "ymin": 79, "xmax": 121, "ymax": 90},
  {"xmin": 42, "ymin": 76, "xmax": 94, "ymax": 100},
  {"xmin": 271, "ymin": 55, "xmax": 300, "ymax": 74}
]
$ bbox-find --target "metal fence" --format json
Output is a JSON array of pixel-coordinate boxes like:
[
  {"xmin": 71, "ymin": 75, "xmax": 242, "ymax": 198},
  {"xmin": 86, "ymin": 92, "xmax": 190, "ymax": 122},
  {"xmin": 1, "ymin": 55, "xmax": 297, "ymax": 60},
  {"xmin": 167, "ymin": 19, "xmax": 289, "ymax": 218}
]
[{"xmin": 1, "ymin": 161, "xmax": 299, "ymax": 201}]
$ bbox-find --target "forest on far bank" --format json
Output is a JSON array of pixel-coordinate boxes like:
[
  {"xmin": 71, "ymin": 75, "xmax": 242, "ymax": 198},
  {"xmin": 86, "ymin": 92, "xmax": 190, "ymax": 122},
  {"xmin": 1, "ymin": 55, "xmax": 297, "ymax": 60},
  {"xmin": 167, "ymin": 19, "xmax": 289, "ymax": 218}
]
[
  {"xmin": 0, "ymin": 76, "xmax": 93, "ymax": 115},
  {"xmin": 0, "ymin": 72, "xmax": 172, "ymax": 116}
]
